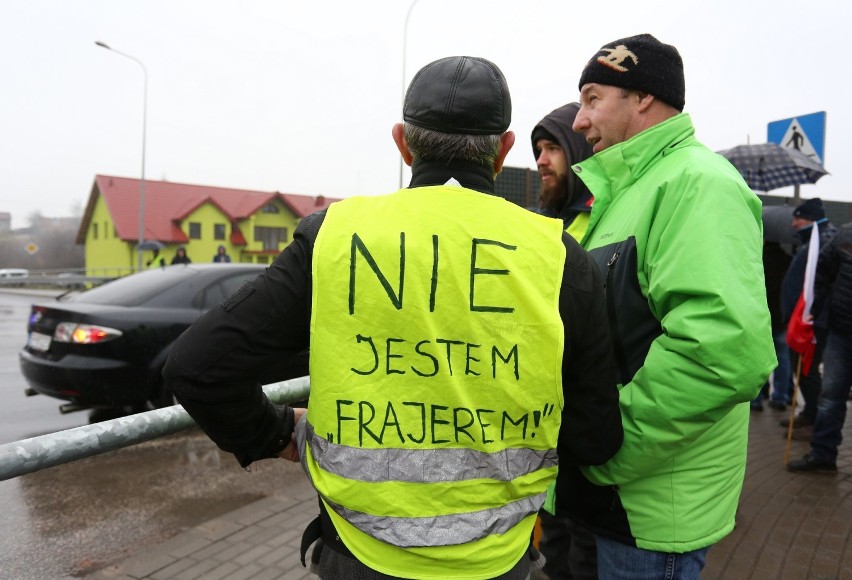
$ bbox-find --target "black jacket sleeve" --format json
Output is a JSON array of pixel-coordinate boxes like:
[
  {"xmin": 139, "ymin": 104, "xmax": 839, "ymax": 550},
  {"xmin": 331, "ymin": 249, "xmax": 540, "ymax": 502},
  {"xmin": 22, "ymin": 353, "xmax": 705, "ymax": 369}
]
[
  {"xmin": 163, "ymin": 211, "xmax": 325, "ymax": 467},
  {"xmin": 556, "ymin": 232, "xmax": 623, "ymax": 466},
  {"xmin": 553, "ymin": 233, "xmax": 623, "ymax": 521},
  {"xmin": 812, "ymin": 224, "xmax": 852, "ymax": 334},
  {"xmin": 811, "ymin": 232, "xmax": 840, "ymax": 319}
]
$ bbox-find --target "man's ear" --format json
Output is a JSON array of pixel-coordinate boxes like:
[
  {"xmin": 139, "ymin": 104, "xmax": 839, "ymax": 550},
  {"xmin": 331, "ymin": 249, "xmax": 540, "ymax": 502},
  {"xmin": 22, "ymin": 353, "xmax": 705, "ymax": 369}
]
[
  {"xmin": 493, "ymin": 131, "xmax": 515, "ymax": 175},
  {"xmin": 392, "ymin": 123, "xmax": 413, "ymax": 166},
  {"xmin": 636, "ymin": 91, "xmax": 655, "ymax": 113}
]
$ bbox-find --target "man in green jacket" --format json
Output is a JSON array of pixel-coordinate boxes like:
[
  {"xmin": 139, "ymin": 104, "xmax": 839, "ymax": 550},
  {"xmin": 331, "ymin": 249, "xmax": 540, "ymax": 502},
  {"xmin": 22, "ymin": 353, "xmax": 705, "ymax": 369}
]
[{"xmin": 567, "ymin": 33, "xmax": 776, "ymax": 578}]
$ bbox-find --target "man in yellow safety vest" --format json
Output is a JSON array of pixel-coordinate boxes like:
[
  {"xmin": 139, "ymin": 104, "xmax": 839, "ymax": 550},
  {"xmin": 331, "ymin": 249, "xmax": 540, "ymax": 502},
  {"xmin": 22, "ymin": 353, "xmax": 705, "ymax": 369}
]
[{"xmin": 164, "ymin": 55, "xmax": 622, "ymax": 579}]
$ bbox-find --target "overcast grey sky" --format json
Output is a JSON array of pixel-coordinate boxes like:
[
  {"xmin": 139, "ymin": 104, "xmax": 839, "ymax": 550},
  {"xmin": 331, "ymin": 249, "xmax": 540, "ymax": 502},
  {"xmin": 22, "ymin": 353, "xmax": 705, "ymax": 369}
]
[{"xmin": 0, "ymin": 0, "xmax": 846, "ymax": 229}]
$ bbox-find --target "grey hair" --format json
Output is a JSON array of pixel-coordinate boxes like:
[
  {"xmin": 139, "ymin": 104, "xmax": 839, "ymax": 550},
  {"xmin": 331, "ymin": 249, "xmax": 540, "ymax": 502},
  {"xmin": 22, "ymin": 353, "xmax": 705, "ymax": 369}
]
[{"xmin": 403, "ymin": 124, "xmax": 501, "ymax": 169}]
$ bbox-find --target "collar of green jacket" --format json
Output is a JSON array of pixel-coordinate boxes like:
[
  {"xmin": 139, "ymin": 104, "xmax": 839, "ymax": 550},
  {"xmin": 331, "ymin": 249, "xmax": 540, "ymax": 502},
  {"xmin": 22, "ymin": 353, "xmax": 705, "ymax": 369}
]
[{"xmin": 572, "ymin": 113, "xmax": 695, "ymax": 205}]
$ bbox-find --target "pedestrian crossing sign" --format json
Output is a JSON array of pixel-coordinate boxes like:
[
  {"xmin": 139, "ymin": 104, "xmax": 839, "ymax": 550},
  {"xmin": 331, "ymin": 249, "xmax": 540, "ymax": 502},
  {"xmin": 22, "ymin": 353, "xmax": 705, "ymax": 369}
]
[{"xmin": 767, "ymin": 111, "xmax": 826, "ymax": 166}]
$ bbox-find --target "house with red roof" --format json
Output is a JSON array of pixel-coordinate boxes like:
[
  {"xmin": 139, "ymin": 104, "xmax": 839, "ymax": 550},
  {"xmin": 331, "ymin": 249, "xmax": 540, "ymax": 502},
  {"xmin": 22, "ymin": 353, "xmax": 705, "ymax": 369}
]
[{"xmin": 76, "ymin": 175, "xmax": 340, "ymax": 274}]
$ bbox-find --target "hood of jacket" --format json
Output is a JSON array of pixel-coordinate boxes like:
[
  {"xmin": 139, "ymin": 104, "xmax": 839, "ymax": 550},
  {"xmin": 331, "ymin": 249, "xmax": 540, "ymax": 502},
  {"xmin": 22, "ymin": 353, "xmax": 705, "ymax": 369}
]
[{"xmin": 531, "ymin": 103, "xmax": 595, "ymax": 217}]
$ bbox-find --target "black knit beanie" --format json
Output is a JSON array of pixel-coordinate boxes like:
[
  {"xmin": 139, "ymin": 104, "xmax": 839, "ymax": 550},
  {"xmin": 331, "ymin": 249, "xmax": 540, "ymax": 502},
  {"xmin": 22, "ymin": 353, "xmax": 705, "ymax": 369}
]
[
  {"xmin": 793, "ymin": 198, "xmax": 825, "ymax": 221},
  {"xmin": 578, "ymin": 33, "xmax": 685, "ymax": 111},
  {"xmin": 531, "ymin": 126, "xmax": 558, "ymax": 154}
]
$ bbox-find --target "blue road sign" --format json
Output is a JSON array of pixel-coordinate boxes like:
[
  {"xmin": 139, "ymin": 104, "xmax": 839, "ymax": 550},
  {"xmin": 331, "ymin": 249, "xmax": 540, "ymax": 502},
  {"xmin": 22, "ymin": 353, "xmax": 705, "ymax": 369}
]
[{"xmin": 767, "ymin": 111, "xmax": 826, "ymax": 165}]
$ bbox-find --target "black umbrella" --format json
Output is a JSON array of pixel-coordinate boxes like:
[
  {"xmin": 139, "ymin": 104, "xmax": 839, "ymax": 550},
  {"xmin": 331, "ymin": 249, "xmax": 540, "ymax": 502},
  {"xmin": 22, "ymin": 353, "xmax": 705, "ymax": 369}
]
[
  {"xmin": 137, "ymin": 240, "xmax": 165, "ymax": 251},
  {"xmin": 718, "ymin": 143, "xmax": 828, "ymax": 192},
  {"xmin": 762, "ymin": 205, "xmax": 797, "ymax": 246}
]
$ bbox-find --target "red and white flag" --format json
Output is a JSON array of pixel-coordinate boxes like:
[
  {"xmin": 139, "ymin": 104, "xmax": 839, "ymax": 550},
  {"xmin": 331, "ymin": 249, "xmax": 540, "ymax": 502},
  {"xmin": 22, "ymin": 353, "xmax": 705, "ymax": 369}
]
[{"xmin": 787, "ymin": 224, "xmax": 820, "ymax": 375}]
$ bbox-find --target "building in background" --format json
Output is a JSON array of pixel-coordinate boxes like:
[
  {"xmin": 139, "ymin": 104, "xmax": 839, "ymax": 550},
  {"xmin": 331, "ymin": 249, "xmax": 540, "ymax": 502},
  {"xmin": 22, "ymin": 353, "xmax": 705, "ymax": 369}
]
[
  {"xmin": 73, "ymin": 171, "xmax": 852, "ymax": 277},
  {"xmin": 76, "ymin": 175, "xmax": 340, "ymax": 274},
  {"xmin": 495, "ymin": 166, "xmax": 541, "ymax": 210}
]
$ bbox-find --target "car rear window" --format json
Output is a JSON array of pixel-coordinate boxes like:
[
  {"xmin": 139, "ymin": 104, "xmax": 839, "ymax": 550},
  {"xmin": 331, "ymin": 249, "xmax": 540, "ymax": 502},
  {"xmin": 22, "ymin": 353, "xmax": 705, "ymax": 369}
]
[{"xmin": 69, "ymin": 268, "xmax": 204, "ymax": 306}]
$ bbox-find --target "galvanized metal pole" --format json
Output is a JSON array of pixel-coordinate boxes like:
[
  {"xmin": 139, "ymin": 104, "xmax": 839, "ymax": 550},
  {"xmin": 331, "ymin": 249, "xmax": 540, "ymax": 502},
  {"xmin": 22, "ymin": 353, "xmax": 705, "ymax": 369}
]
[
  {"xmin": 95, "ymin": 41, "xmax": 148, "ymax": 273},
  {"xmin": 398, "ymin": 0, "xmax": 419, "ymax": 190},
  {"xmin": 0, "ymin": 376, "xmax": 310, "ymax": 482}
]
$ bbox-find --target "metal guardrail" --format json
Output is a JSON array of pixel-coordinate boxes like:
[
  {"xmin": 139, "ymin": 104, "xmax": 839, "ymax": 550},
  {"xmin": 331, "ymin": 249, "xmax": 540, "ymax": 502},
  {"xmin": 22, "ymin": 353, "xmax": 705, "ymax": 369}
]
[
  {"xmin": 0, "ymin": 268, "xmax": 136, "ymax": 288},
  {"xmin": 0, "ymin": 376, "xmax": 310, "ymax": 482},
  {"xmin": 0, "ymin": 275, "xmax": 117, "ymax": 288}
]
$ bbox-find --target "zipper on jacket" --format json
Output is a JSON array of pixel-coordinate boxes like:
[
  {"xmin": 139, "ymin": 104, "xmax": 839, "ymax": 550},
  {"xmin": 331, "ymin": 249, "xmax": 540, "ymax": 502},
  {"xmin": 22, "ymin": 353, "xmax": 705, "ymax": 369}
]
[
  {"xmin": 610, "ymin": 485, "xmax": 620, "ymax": 511},
  {"xmin": 606, "ymin": 252, "xmax": 631, "ymax": 386}
]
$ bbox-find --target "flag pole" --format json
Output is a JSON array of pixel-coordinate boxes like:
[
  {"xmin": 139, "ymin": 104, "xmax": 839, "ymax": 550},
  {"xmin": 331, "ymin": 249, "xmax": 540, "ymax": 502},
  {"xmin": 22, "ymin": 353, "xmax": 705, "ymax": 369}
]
[
  {"xmin": 784, "ymin": 357, "xmax": 803, "ymax": 465},
  {"xmin": 784, "ymin": 222, "xmax": 820, "ymax": 465}
]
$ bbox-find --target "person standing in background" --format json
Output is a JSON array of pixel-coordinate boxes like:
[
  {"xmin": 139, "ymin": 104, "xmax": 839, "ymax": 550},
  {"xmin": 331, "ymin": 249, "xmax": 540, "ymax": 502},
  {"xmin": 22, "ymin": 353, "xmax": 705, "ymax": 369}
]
[
  {"xmin": 171, "ymin": 246, "xmax": 191, "ymax": 264},
  {"xmin": 752, "ymin": 233, "xmax": 794, "ymax": 412},
  {"xmin": 779, "ymin": 198, "xmax": 837, "ymax": 439},
  {"xmin": 788, "ymin": 222, "xmax": 852, "ymax": 473},
  {"xmin": 531, "ymin": 103, "xmax": 595, "ymax": 239},
  {"xmin": 146, "ymin": 248, "xmax": 164, "ymax": 269},
  {"xmin": 212, "ymin": 245, "xmax": 231, "ymax": 263}
]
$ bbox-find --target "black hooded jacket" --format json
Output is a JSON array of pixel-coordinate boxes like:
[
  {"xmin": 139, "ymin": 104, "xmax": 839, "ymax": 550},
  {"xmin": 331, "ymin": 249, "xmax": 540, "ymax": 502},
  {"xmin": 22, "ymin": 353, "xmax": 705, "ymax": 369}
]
[
  {"xmin": 530, "ymin": 103, "xmax": 595, "ymax": 227},
  {"xmin": 812, "ymin": 222, "xmax": 852, "ymax": 338}
]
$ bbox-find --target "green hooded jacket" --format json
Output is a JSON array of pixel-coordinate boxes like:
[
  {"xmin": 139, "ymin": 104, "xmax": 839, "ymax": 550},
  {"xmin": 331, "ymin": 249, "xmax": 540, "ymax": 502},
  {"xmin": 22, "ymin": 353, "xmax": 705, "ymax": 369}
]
[{"xmin": 572, "ymin": 113, "xmax": 776, "ymax": 552}]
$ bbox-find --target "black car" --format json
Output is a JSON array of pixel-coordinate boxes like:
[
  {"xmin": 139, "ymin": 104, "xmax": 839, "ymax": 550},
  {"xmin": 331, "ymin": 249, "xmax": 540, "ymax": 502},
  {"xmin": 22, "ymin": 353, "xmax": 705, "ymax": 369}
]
[{"xmin": 20, "ymin": 263, "xmax": 266, "ymax": 414}]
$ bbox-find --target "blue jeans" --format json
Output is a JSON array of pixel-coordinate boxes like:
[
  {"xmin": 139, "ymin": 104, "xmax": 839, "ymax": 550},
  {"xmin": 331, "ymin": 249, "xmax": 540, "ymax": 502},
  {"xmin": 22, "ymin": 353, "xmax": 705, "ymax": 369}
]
[
  {"xmin": 596, "ymin": 536, "xmax": 709, "ymax": 580},
  {"xmin": 811, "ymin": 332, "xmax": 852, "ymax": 463},
  {"xmin": 789, "ymin": 327, "xmax": 828, "ymax": 422},
  {"xmin": 751, "ymin": 328, "xmax": 793, "ymax": 407},
  {"xmin": 770, "ymin": 328, "xmax": 793, "ymax": 403}
]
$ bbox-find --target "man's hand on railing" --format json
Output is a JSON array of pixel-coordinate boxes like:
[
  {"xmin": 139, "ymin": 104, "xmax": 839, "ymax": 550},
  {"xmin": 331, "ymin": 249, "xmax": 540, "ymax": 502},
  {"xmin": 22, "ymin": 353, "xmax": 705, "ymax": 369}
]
[{"xmin": 279, "ymin": 407, "xmax": 307, "ymax": 462}]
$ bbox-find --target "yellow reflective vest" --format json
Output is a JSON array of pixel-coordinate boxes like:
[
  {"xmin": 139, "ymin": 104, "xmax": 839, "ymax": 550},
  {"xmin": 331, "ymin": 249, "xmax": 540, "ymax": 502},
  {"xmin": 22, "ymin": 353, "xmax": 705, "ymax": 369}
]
[
  {"xmin": 565, "ymin": 212, "xmax": 590, "ymax": 242},
  {"xmin": 305, "ymin": 185, "xmax": 567, "ymax": 579}
]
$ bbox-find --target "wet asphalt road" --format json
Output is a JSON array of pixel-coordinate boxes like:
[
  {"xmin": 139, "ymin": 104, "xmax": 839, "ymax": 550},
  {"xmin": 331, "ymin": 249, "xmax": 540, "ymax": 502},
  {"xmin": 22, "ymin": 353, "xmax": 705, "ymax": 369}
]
[{"xmin": 0, "ymin": 291, "xmax": 306, "ymax": 578}]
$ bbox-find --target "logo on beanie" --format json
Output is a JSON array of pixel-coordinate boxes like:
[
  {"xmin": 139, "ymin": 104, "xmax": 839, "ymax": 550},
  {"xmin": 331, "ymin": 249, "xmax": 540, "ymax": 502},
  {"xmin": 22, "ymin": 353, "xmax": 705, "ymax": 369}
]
[{"xmin": 597, "ymin": 45, "xmax": 638, "ymax": 72}]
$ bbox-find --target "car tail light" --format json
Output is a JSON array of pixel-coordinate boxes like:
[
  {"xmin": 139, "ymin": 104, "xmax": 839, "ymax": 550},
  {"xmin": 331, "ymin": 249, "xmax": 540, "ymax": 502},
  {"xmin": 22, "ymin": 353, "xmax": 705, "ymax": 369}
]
[
  {"xmin": 53, "ymin": 322, "xmax": 122, "ymax": 344},
  {"xmin": 29, "ymin": 306, "xmax": 46, "ymax": 327}
]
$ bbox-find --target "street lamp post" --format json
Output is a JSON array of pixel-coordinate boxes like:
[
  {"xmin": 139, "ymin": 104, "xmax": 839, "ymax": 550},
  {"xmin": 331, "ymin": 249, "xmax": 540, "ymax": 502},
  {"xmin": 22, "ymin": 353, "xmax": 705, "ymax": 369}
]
[
  {"xmin": 399, "ymin": 0, "xmax": 419, "ymax": 189},
  {"xmin": 95, "ymin": 41, "xmax": 147, "ymax": 272}
]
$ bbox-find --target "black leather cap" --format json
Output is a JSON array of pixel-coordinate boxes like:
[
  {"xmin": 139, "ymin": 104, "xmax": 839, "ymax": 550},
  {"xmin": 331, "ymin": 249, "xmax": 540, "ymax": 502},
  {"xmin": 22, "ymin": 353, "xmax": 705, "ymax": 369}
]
[{"xmin": 403, "ymin": 56, "xmax": 511, "ymax": 135}]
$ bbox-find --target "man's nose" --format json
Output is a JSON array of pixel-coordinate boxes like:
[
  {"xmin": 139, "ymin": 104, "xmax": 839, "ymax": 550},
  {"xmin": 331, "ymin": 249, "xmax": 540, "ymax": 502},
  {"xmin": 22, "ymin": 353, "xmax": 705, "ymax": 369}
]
[{"xmin": 572, "ymin": 110, "xmax": 589, "ymax": 133}]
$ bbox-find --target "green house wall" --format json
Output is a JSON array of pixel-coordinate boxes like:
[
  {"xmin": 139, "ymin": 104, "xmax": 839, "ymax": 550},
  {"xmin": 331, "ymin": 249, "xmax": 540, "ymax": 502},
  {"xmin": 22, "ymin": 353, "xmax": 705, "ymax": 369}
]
[
  {"xmin": 83, "ymin": 196, "xmax": 302, "ymax": 273},
  {"xmin": 85, "ymin": 194, "xmax": 138, "ymax": 276}
]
